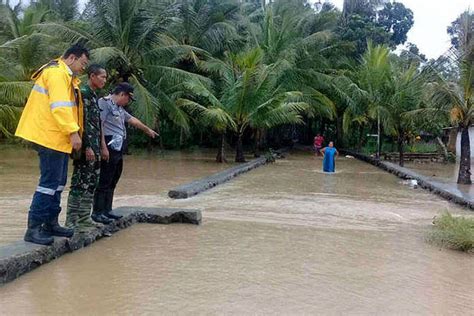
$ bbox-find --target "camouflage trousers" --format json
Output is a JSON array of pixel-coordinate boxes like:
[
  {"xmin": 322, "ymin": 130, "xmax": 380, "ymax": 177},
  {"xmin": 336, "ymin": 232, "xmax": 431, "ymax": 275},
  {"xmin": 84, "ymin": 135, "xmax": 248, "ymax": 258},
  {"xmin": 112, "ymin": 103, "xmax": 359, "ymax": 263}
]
[{"xmin": 65, "ymin": 160, "xmax": 102, "ymax": 232}]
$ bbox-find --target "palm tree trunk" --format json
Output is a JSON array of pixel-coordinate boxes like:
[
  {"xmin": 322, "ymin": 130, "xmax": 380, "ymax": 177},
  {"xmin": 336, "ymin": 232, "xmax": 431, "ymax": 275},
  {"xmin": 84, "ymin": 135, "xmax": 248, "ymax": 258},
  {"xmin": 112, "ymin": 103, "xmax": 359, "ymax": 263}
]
[
  {"xmin": 336, "ymin": 116, "xmax": 344, "ymax": 147},
  {"xmin": 357, "ymin": 126, "xmax": 364, "ymax": 150},
  {"xmin": 179, "ymin": 128, "xmax": 184, "ymax": 148},
  {"xmin": 235, "ymin": 132, "xmax": 245, "ymax": 163},
  {"xmin": 261, "ymin": 129, "xmax": 267, "ymax": 149},
  {"xmin": 436, "ymin": 136, "xmax": 449, "ymax": 163},
  {"xmin": 397, "ymin": 135, "xmax": 404, "ymax": 167},
  {"xmin": 376, "ymin": 117, "xmax": 382, "ymax": 159},
  {"xmin": 156, "ymin": 119, "xmax": 163, "ymax": 151},
  {"xmin": 254, "ymin": 129, "xmax": 261, "ymax": 158},
  {"xmin": 216, "ymin": 133, "xmax": 227, "ymax": 163},
  {"xmin": 457, "ymin": 126, "xmax": 472, "ymax": 184}
]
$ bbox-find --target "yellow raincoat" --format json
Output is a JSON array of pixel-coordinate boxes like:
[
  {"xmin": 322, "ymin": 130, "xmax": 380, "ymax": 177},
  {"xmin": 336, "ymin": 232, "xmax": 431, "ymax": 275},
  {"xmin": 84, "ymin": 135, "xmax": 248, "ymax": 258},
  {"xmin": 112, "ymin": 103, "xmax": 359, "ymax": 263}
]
[{"xmin": 15, "ymin": 58, "xmax": 83, "ymax": 153}]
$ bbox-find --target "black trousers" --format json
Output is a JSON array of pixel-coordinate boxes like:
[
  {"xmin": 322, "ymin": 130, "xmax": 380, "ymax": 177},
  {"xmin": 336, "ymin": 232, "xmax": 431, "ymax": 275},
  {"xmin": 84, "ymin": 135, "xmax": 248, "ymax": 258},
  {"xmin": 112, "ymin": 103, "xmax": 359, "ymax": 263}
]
[{"xmin": 93, "ymin": 136, "xmax": 123, "ymax": 214}]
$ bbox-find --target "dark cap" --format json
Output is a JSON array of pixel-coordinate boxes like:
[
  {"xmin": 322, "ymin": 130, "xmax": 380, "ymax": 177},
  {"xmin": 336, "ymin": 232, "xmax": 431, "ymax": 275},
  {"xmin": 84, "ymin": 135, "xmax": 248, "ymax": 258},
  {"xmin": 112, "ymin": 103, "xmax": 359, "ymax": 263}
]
[{"xmin": 112, "ymin": 82, "xmax": 135, "ymax": 101}]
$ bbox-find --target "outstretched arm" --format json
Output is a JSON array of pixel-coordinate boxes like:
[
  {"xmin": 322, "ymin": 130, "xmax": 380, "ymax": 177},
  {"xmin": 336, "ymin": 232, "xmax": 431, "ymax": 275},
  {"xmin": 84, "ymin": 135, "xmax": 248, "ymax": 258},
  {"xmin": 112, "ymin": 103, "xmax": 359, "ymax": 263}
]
[{"xmin": 128, "ymin": 117, "xmax": 159, "ymax": 138}]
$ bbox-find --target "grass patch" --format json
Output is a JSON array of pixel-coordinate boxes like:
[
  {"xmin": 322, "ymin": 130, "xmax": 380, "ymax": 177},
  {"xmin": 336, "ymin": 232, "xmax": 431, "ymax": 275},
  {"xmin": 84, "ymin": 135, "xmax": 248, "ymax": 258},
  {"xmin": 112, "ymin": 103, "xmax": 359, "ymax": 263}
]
[
  {"xmin": 360, "ymin": 141, "xmax": 439, "ymax": 155},
  {"xmin": 406, "ymin": 142, "xmax": 438, "ymax": 153},
  {"xmin": 427, "ymin": 212, "xmax": 474, "ymax": 252}
]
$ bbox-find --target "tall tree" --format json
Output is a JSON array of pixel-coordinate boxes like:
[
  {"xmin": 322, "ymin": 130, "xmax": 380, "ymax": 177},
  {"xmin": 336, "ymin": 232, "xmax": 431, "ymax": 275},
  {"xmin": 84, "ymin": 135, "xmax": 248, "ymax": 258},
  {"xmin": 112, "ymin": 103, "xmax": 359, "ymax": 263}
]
[
  {"xmin": 184, "ymin": 48, "xmax": 307, "ymax": 162},
  {"xmin": 173, "ymin": 0, "xmax": 242, "ymax": 57},
  {"xmin": 425, "ymin": 11, "xmax": 473, "ymax": 184},
  {"xmin": 339, "ymin": 1, "xmax": 413, "ymax": 57},
  {"xmin": 383, "ymin": 64, "xmax": 424, "ymax": 166},
  {"xmin": 36, "ymin": 0, "xmax": 212, "ymax": 133},
  {"xmin": 377, "ymin": 2, "xmax": 414, "ymax": 47},
  {"xmin": 0, "ymin": 2, "xmax": 58, "ymax": 137}
]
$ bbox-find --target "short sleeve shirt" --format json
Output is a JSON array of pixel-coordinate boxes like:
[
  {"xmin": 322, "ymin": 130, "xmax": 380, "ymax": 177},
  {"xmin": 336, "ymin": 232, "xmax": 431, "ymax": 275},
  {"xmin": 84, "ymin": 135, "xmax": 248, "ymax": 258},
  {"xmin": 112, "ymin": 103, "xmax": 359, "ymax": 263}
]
[
  {"xmin": 98, "ymin": 95, "xmax": 133, "ymax": 139},
  {"xmin": 314, "ymin": 136, "xmax": 324, "ymax": 147}
]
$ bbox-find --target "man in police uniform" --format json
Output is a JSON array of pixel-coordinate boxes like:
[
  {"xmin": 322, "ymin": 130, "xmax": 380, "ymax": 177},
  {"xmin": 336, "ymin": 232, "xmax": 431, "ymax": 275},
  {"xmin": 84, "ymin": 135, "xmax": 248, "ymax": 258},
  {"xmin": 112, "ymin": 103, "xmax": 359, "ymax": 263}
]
[
  {"xmin": 16, "ymin": 44, "xmax": 89, "ymax": 245},
  {"xmin": 65, "ymin": 64, "xmax": 113, "ymax": 231},
  {"xmin": 93, "ymin": 83, "xmax": 158, "ymax": 220}
]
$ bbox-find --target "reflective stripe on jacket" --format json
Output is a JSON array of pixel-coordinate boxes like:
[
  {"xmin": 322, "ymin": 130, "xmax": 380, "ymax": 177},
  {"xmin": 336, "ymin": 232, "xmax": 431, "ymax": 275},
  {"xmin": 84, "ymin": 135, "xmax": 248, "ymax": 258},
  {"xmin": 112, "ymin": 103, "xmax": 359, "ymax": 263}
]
[{"xmin": 15, "ymin": 58, "xmax": 84, "ymax": 153}]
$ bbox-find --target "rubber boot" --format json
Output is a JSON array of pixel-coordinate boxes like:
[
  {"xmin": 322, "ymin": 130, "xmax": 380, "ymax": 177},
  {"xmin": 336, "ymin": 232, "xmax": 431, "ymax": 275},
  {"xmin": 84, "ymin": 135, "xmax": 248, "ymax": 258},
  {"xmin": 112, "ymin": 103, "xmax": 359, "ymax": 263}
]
[
  {"xmin": 91, "ymin": 212, "xmax": 113, "ymax": 224},
  {"xmin": 104, "ymin": 212, "xmax": 122, "ymax": 220},
  {"xmin": 77, "ymin": 215, "xmax": 103, "ymax": 230},
  {"xmin": 24, "ymin": 214, "xmax": 54, "ymax": 245},
  {"xmin": 43, "ymin": 215, "xmax": 74, "ymax": 238},
  {"xmin": 103, "ymin": 191, "xmax": 122, "ymax": 220},
  {"xmin": 67, "ymin": 195, "xmax": 103, "ymax": 232},
  {"xmin": 92, "ymin": 191, "xmax": 113, "ymax": 224}
]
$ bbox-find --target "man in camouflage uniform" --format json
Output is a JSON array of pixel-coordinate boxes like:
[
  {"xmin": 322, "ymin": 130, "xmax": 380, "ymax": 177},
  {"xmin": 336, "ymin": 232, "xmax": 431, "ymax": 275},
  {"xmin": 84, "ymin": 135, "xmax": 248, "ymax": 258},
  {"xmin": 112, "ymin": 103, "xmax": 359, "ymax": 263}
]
[{"xmin": 65, "ymin": 64, "xmax": 112, "ymax": 232}]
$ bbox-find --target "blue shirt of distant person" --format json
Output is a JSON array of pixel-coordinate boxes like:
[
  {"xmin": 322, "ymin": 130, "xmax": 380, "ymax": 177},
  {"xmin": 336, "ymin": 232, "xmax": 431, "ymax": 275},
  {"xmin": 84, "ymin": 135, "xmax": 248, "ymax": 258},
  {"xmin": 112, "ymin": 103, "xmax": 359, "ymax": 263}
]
[{"xmin": 322, "ymin": 141, "xmax": 338, "ymax": 173}]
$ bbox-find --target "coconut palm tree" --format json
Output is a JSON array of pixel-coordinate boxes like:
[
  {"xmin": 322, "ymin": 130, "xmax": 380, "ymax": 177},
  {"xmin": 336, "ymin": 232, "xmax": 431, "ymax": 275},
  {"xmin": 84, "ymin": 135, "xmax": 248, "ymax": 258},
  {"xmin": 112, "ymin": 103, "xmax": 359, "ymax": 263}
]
[
  {"xmin": 382, "ymin": 64, "xmax": 425, "ymax": 166},
  {"xmin": 183, "ymin": 48, "xmax": 307, "ymax": 162},
  {"xmin": 344, "ymin": 42, "xmax": 390, "ymax": 156},
  {"xmin": 0, "ymin": 2, "xmax": 58, "ymax": 137},
  {"xmin": 243, "ymin": 1, "xmax": 340, "ymax": 147},
  {"xmin": 173, "ymin": 0, "xmax": 242, "ymax": 57},
  {"xmin": 35, "ymin": 0, "xmax": 212, "ymax": 133},
  {"xmin": 424, "ymin": 11, "xmax": 473, "ymax": 184},
  {"xmin": 176, "ymin": 78, "xmax": 236, "ymax": 162}
]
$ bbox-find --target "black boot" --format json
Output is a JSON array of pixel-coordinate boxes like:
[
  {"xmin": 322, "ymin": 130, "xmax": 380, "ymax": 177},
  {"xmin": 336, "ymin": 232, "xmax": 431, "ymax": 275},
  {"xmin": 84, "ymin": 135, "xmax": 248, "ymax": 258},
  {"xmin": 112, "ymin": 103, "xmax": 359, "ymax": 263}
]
[
  {"xmin": 93, "ymin": 191, "xmax": 115, "ymax": 223},
  {"xmin": 91, "ymin": 212, "xmax": 113, "ymax": 224},
  {"xmin": 104, "ymin": 212, "xmax": 123, "ymax": 220},
  {"xmin": 24, "ymin": 215, "xmax": 54, "ymax": 245},
  {"xmin": 43, "ymin": 216, "xmax": 74, "ymax": 238},
  {"xmin": 103, "ymin": 191, "xmax": 122, "ymax": 220}
]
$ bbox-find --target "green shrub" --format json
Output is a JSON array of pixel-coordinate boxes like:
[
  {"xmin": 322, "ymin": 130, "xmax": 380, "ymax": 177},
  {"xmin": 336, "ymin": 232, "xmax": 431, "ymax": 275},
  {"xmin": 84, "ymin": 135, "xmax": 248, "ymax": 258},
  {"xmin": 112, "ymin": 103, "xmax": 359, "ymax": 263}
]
[
  {"xmin": 427, "ymin": 212, "xmax": 474, "ymax": 252},
  {"xmin": 406, "ymin": 142, "xmax": 438, "ymax": 153}
]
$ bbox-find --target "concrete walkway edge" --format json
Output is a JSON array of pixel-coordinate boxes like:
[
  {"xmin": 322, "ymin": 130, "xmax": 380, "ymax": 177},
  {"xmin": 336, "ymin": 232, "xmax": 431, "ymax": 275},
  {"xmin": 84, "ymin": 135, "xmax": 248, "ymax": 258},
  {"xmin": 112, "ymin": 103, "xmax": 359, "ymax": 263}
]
[
  {"xmin": 0, "ymin": 207, "xmax": 201, "ymax": 285},
  {"xmin": 342, "ymin": 149, "xmax": 473, "ymax": 210},
  {"xmin": 168, "ymin": 148, "xmax": 289, "ymax": 199}
]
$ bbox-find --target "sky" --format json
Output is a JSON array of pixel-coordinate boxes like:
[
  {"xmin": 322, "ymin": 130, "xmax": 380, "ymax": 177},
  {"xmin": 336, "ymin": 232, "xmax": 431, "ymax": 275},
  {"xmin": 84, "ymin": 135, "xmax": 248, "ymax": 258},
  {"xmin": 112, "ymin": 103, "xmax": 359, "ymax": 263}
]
[
  {"xmin": 326, "ymin": 0, "xmax": 474, "ymax": 59},
  {"xmin": 8, "ymin": 0, "xmax": 474, "ymax": 59}
]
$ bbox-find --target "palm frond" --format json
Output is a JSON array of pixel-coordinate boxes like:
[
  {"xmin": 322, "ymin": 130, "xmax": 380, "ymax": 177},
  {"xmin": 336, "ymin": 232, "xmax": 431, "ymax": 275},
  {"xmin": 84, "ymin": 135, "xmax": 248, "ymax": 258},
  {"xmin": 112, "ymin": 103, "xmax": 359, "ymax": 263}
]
[
  {"xmin": 0, "ymin": 81, "xmax": 33, "ymax": 106},
  {"xmin": 90, "ymin": 46, "xmax": 130, "ymax": 66},
  {"xmin": 34, "ymin": 22, "xmax": 97, "ymax": 46},
  {"xmin": 0, "ymin": 104, "xmax": 22, "ymax": 137},
  {"xmin": 128, "ymin": 75, "xmax": 159, "ymax": 127}
]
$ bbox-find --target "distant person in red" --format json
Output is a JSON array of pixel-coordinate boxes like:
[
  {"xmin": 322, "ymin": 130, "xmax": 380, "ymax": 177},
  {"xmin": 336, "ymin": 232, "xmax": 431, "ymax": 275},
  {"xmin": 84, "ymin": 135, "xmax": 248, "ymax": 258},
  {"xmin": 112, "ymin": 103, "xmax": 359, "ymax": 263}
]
[{"xmin": 314, "ymin": 134, "xmax": 324, "ymax": 156}]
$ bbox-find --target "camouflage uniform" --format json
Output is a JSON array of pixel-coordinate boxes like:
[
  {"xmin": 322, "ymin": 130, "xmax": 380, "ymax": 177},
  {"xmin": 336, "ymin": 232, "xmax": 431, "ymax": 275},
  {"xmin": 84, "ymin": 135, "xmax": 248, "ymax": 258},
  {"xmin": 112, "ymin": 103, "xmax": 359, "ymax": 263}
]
[{"xmin": 65, "ymin": 84, "xmax": 102, "ymax": 232}]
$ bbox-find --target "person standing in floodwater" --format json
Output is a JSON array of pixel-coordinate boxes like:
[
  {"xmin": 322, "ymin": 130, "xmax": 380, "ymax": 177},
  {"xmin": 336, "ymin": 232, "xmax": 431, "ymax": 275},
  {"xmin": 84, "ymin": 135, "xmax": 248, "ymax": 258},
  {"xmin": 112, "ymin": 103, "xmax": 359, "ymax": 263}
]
[
  {"xmin": 321, "ymin": 141, "xmax": 339, "ymax": 172},
  {"xmin": 314, "ymin": 134, "xmax": 324, "ymax": 156},
  {"xmin": 65, "ymin": 64, "xmax": 111, "ymax": 231},
  {"xmin": 92, "ymin": 83, "xmax": 158, "ymax": 221},
  {"xmin": 15, "ymin": 44, "xmax": 89, "ymax": 245}
]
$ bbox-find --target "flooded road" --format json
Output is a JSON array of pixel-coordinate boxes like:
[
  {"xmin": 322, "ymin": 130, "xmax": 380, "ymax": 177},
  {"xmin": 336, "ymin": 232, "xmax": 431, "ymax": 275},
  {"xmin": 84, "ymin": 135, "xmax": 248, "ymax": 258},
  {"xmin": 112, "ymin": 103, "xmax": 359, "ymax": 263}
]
[
  {"xmin": 1, "ymin": 148, "xmax": 473, "ymax": 314},
  {"xmin": 0, "ymin": 146, "xmax": 238, "ymax": 245}
]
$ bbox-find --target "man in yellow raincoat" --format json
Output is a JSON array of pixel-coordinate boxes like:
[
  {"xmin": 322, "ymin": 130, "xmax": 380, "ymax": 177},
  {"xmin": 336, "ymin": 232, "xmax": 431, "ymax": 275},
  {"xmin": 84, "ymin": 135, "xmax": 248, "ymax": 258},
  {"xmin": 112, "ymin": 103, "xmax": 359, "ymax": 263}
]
[{"xmin": 15, "ymin": 44, "xmax": 89, "ymax": 245}]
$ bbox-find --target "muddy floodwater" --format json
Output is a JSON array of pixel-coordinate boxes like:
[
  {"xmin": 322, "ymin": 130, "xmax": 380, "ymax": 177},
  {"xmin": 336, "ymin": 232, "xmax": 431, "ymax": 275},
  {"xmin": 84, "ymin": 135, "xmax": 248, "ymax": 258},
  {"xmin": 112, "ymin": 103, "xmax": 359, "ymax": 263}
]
[
  {"xmin": 0, "ymin": 146, "xmax": 238, "ymax": 246},
  {"xmin": 1, "ymin": 147, "xmax": 473, "ymax": 314}
]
